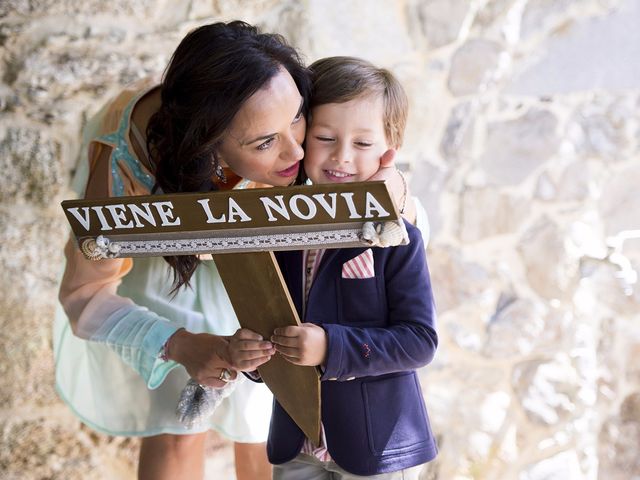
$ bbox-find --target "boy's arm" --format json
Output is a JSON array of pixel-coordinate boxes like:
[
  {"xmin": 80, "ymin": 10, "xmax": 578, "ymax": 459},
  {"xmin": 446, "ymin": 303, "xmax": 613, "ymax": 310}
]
[{"xmin": 320, "ymin": 225, "xmax": 437, "ymax": 380}]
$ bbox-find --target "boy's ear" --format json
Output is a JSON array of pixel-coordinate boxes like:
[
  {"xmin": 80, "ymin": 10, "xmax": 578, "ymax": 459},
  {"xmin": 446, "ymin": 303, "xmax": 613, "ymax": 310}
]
[{"xmin": 379, "ymin": 149, "xmax": 397, "ymax": 168}]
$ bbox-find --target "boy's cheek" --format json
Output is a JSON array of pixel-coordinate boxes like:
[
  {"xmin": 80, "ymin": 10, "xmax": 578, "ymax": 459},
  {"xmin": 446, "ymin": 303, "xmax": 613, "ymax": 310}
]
[{"xmin": 303, "ymin": 146, "xmax": 323, "ymax": 169}]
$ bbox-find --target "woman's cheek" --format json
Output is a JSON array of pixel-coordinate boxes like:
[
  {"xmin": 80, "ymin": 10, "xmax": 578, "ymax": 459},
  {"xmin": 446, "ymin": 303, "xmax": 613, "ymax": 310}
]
[{"xmin": 295, "ymin": 123, "xmax": 306, "ymax": 146}]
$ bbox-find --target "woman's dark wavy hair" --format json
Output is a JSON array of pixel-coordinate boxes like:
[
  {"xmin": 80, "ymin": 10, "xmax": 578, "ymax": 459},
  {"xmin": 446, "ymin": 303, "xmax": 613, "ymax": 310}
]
[{"xmin": 147, "ymin": 21, "xmax": 310, "ymax": 292}]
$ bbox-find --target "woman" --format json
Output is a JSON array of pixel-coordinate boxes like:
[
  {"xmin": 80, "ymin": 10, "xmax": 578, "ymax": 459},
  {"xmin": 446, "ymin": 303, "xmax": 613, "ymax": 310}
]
[{"xmin": 54, "ymin": 21, "xmax": 424, "ymax": 480}]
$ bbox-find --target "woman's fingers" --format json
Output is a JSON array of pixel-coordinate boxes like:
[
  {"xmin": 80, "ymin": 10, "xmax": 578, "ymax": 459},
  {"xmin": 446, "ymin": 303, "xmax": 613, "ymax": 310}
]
[
  {"xmin": 378, "ymin": 148, "xmax": 396, "ymax": 168},
  {"xmin": 195, "ymin": 367, "xmax": 240, "ymax": 387},
  {"xmin": 228, "ymin": 328, "xmax": 274, "ymax": 370},
  {"xmin": 229, "ymin": 353, "xmax": 273, "ymax": 371},
  {"xmin": 231, "ymin": 329, "xmax": 273, "ymax": 352},
  {"xmin": 233, "ymin": 328, "xmax": 264, "ymax": 341},
  {"xmin": 232, "ymin": 339, "xmax": 274, "ymax": 351},
  {"xmin": 234, "ymin": 354, "xmax": 273, "ymax": 371},
  {"xmin": 232, "ymin": 347, "xmax": 275, "ymax": 362},
  {"xmin": 197, "ymin": 378, "xmax": 227, "ymax": 388}
]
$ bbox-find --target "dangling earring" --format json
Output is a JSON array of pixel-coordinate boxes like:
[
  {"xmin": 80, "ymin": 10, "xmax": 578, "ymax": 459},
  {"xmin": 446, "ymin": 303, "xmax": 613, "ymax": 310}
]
[{"xmin": 212, "ymin": 154, "xmax": 227, "ymax": 183}]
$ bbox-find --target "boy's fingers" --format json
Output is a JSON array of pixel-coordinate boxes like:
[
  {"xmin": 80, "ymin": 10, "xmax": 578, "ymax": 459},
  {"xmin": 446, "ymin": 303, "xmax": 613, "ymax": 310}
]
[
  {"xmin": 280, "ymin": 356, "xmax": 302, "ymax": 365},
  {"xmin": 277, "ymin": 352, "xmax": 302, "ymax": 365},
  {"xmin": 274, "ymin": 344, "xmax": 300, "ymax": 358},
  {"xmin": 271, "ymin": 335, "xmax": 299, "ymax": 347},
  {"xmin": 273, "ymin": 326, "xmax": 299, "ymax": 337}
]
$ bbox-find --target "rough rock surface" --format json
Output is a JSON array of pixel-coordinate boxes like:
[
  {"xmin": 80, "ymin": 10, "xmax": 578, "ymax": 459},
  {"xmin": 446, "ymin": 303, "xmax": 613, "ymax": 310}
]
[{"xmin": 1, "ymin": 1, "xmax": 638, "ymax": 478}]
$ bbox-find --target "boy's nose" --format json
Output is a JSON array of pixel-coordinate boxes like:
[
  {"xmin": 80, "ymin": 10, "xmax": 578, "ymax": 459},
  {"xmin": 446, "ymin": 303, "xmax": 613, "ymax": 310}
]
[{"xmin": 331, "ymin": 144, "xmax": 352, "ymax": 163}]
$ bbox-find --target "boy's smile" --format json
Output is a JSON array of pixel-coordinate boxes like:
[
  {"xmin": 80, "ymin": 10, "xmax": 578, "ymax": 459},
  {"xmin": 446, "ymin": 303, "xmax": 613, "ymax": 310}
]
[{"xmin": 305, "ymin": 96, "xmax": 389, "ymax": 184}]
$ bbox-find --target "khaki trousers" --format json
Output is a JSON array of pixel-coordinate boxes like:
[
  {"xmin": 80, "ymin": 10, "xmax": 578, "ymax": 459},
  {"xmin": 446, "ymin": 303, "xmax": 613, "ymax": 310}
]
[{"xmin": 273, "ymin": 453, "xmax": 424, "ymax": 480}]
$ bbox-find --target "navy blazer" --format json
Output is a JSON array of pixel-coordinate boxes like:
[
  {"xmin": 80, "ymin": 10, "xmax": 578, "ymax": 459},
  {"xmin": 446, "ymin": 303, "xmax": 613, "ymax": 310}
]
[{"xmin": 269, "ymin": 222, "xmax": 438, "ymax": 476}]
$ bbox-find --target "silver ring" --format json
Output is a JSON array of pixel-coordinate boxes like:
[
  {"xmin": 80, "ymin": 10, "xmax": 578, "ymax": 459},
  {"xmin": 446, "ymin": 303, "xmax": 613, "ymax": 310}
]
[{"xmin": 218, "ymin": 368, "xmax": 232, "ymax": 383}]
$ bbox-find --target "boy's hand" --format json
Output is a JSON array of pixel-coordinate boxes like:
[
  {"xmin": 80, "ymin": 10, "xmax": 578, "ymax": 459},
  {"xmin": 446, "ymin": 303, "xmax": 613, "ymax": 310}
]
[
  {"xmin": 271, "ymin": 323, "xmax": 327, "ymax": 366},
  {"xmin": 227, "ymin": 328, "xmax": 275, "ymax": 371}
]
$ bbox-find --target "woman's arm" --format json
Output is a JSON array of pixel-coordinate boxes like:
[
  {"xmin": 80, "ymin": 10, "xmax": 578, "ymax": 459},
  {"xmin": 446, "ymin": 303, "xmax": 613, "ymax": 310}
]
[
  {"xmin": 59, "ymin": 141, "xmax": 240, "ymax": 388},
  {"xmin": 59, "ymin": 139, "xmax": 187, "ymax": 388}
]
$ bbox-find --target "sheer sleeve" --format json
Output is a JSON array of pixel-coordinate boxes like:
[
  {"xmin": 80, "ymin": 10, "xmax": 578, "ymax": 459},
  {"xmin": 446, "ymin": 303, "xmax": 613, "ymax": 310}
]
[
  {"xmin": 413, "ymin": 196, "xmax": 431, "ymax": 248},
  {"xmin": 58, "ymin": 132, "xmax": 180, "ymax": 389}
]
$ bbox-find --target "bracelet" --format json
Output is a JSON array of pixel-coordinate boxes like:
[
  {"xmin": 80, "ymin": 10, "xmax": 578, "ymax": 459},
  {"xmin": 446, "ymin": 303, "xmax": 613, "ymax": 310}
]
[
  {"xmin": 159, "ymin": 328, "xmax": 185, "ymax": 362},
  {"xmin": 396, "ymin": 168, "xmax": 408, "ymax": 214},
  {"xmin": 159, "ymin": 339, "xmax": 171, "ymax": 362}
]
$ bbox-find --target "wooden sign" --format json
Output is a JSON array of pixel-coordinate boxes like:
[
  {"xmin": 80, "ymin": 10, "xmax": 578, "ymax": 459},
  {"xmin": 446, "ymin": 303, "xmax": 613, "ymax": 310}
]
[
  {"xmin": 213, "ymin": 251, "xmax": 323, "ymax": 445},
  {"xmin": 61, "ymin": 181, "xmax": 408, "ymax": 446},
  {"xmin": 61, "ymin": 181, "xmax": 407, "ymax": 259}
]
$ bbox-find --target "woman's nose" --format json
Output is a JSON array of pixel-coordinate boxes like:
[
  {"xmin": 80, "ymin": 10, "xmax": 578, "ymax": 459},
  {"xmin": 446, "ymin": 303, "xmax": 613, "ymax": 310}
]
[{"xmin": 283, "ymin": 133, "xmax": 304, "ymax": 161}]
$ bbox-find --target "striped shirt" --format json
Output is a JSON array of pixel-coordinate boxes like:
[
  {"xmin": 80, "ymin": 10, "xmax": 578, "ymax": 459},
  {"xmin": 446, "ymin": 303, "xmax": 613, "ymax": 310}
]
[{"xmin": 300, "ymin": 248, "xmax": 332, "ymax": 461}]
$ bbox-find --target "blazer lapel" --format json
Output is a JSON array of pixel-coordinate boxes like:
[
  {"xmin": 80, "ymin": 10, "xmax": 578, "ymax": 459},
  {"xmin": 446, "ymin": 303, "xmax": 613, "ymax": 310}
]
[
  {"xmin": 281, "ymin": 248, "xmax": 368, "ymax": 320},
  {"xmin": 311, "ymin": 248, "xmax": 341, "ymax": 286}
]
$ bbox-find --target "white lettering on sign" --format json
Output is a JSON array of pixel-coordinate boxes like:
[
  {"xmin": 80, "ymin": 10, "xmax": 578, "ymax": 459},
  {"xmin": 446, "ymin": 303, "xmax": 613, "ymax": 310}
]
[
  {"xmin": 198, "ymin": 199, "xmax": 226, "ymax": 223},
  {"xmin": 92, "ymin": 206, "xmax": 113, "ymax": 230},
  {"xmin": 259, "ymin": 191, "xmax": 387, "ymax": 222},
  {"xmin": 66, "ymin": 189, "xmax": 391, "ymax": 233},
  {"xmin": 198, "ymin": 198, "xmax": 252, "ymax": 223},
  {"xmin": 312, "ymin": 193, "xmax": 337, "ymax": 219},
  {"xmin": 153, "ymin": 201, "xmax": 181, "ymax": 227},
  {"xmin": 260, "ymin": 195, "xmax": 290, "ymax": 222},
  {"xmin": 289, "ymin": 194, "xmax": 317, "ymax": 220},
  {"xmin": 67, "ymin": 207, "xmax": 92, "ymax": 230},
  {"xmin": 228, "ymin": 198, "xmax": 251, "ymax": 223},
  {"xmin": 340, "ymin": 193, "xmax": 362, "ymax": 219},
  {"xmin": 68, "ymin": 201, "xmax": 183, "ymax": 232},
  {"xmin": 130, "ymin": 203, "xmax": 157, "ymax": 227},
  {"xmin": 364, "ymin": 192, "xmax": 391, "ymax": 218},
  {"xmin": 106, "ymin": 204, "xmax": 134, "ymax": 229}
]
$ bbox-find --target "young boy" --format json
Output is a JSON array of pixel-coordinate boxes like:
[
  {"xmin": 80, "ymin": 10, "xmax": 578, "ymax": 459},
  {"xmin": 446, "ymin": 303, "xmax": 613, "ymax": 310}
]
[{"xmin": 233, "ymin": 56, "xmax": 438, "ymax": 479}]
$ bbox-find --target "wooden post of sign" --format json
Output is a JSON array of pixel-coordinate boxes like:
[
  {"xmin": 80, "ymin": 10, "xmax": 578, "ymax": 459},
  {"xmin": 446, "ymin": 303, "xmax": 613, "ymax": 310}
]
[{"xmin": 213, "ymin": 251, "xmax": 321, "ymax": 446}]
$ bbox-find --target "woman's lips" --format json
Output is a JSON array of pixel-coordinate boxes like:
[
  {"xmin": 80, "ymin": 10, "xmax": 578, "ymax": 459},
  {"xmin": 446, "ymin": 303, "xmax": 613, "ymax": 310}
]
[{"xmin": 276, "ymin": 161, "xmax": 300, "ymax": 177}]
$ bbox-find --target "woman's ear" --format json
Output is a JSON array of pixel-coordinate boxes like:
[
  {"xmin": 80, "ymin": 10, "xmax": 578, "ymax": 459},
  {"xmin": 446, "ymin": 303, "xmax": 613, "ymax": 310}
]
[{"xmin": 379, "ymin": 149, "xmax": 396, "ymax": 168}]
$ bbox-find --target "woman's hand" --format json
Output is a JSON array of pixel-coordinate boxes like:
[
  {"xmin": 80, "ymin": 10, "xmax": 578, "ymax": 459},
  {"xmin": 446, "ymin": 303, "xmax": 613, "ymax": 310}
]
[
  {"xmin": 228, "ymin": 328, "xmax": 275, "ymax": 371},
  {"xmin": 368, "ymin": 149, "xmax": 417, "ymax": 224},
  {"xmin": 271, "ymin": 323, "xmax": 327, "ymax": 367},
  {"xmin": 167, "ymin": 330, "xmax": 237, "ymax": 388}
]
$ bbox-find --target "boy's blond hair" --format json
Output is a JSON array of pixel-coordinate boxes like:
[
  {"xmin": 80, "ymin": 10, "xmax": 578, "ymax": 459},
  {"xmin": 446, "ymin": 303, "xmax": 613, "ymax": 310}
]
[{"xmin": 309, "ymin": 56, "xmax": 408, "ymax": 149}]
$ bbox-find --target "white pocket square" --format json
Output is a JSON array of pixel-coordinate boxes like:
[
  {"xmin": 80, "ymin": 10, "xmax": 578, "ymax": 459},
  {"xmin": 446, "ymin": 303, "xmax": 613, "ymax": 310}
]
[{"xmin": 342, "ymin": 249, "xmax": 375, "ymax": 279}]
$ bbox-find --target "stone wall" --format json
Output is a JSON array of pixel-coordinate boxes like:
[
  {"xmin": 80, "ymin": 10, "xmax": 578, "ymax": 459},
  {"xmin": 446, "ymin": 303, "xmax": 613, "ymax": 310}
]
[{"xmin": 1, "ymin": 1, "xmax": 638, "ymax": 479}]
